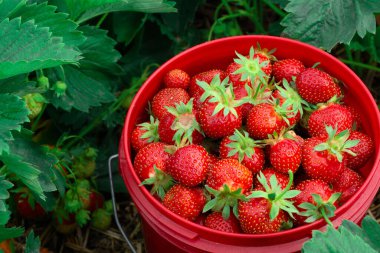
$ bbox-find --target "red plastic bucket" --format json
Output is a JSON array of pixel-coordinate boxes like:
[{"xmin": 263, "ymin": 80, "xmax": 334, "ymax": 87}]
[{"xmin": 119, "ymin": 35, "xmax": 380, "ymax": 253}]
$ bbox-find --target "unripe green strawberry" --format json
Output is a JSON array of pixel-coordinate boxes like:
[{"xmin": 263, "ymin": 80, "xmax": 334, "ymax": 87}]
[
  {"xmin": 23, "ymin": 93, "xmax": 46, "ymax": 120},
  {"xmin": 91, "ymin": 201, "xmax": 113, "ymax": 230}
]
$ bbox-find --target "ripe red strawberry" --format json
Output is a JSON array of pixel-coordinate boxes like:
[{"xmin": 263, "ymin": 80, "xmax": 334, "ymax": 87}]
[
  {"xmin": 267, "ymin": 131, "xmax": 303, "ymax": 174},
  {"xmin": 204, "ymin": 212, "xmax": 241, "ymax": 233},
  {"xmin": 344, "ymin": 105, "xmax": 362, "ymax": 130},
  {"xmin": 219, "ymin": 130, "xmax": 265, "ymax": 174},
  {"xmin": 131, "ymin": 116, "xmax": 159, "ymax": 151},
  {"xmin": 238, "ymin": 171, "xmax": 300, "ymax": 234},
  {"xmin": 15, "ymin": 191, "xmax": 46, "ymax": 220},
  {"xmin": 197, "ymin": 75, "xmax": 242, "ymax": 139},
  {"xmin": 273, "ymin": 58, "xmax": 305, "ymax": 83},
  {"xmin": 166, "ymin": 144, "xmax": 209, "ymax": 187},
  {"xmin": 308, "ymin": 103, "xmax": 353, "ymax": 137},
  {"xmin": 164, "ymin": 69, "xmax": 190, "ymax": 89},
  {"xmin": 226, "ymin": 47, "xmax": 272, "ymax": 88},
  {"xmin": 302, "ymin": 126, "xmax": 359, "ymax": 183},
  {"xmin": 346, "ymin": 131, "xmax": 374, "ymax": 170},
  {"xmin": 293, "ymin": 179, "xmax": 339, "ymax": 226},
  {"xmin": 332, "ymin": 167, "xmax": 363, "ymax": 205},
  {"xmin": 189, "ymin": 69, "xmax": 226, "ymax": 97},
  {"xmin": 246, "ymin": 103, "xmax": 288, "ymax": 140},
  {"xmin": 234, "ymin": 83, "xmax": 272, "ymax": 121},
  {"xmin": 272, "ymin": 79, "xmax": 309, "ymax": 126},
  {"xmin": 203, "ymin": 159, "xmax": 253, "ymax": 219},
  {"xmin": 133, "ymin": 142, "xmax": 170, "ymax": 181},
  {"xmin": 151, "ymin": 88, "xmax": 190, "ymax": 120},
  {"xmin": 158, "ymin": 99, "xmax": 204, "ymax": 145},
  {"xmin": 253, "ymin": 168, "xmax": 290, "ymax": 191},
  {"xmin": 238, "ymin": 196, "xmax": 288, "ymax": 234},
  {"xmin": 295, "ymin": 68, "xmax": 341, "ymax": 104},
  {"xmin": 163, "ymin": 184, "xmax": 206, "ymax": 221}
]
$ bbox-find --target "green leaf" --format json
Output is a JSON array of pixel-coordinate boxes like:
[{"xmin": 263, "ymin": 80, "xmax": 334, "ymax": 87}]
[
  {"xmin": 281, "ymin": 0, "xmax": 380, "ymax": 51},
  {"xmin": 0, "ymin": 94, "xmax": 29, "ymax": 155},
  {"xmin": 302, "ymin": 218, "xmax": 379, "ymax": 253},
  {"xmin": 270, "ymin": 0, "xmax": 289, "ymax": 8},
  {"xmin": 77, "ymin": 25, "xmax": 122, "ymax": 74},
  {"xmin": 45, "ymin": 65, "xmax": 114, "ymax": 112},
  {"xmin": 25, "ymin": 230, "xmax": 41, "ymax": 253},
  {"xmin": 1, "ymin": 153, "xmax": 44, "ymax": 199},
  {"xmin": 64, "ymin": 0, "xmax": 177, "ymax": 23},
  {"xmin": 0, "ymin": 226, "xmax": 24, "ymax": 241},
  {"xmin": 0, "ymin": 75, "xmax": 39, "ymax": 96},
  {"xmin": 8, "ymin": 131, "xmax": 65, "ymax": 201},
  {"xmin": 112, "ymin": 12, "xmax": 147, "ymax": 46},
  {"xmin": 0, "ymin": 18, "xmax": 81, "ymax": 79},
  {"xmin": 9, "ymin": 1, "xmax": 85, "ymax": 47},
  {"xmin": 0, "ymin": 0, "xmax": 26, "ymax": 21},
  {"xmin": 0, "ymin": 210, "xmax": 11, "ymax": 226},
  {"xmin": 341, "ymin": 216, "xmax": 380, "ymax": 251}
]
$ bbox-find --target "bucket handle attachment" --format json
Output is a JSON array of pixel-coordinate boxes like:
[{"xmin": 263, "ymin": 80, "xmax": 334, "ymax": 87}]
[{"xmin": 108, "ymin": 154, "xmax": 137, "ymax": 253}]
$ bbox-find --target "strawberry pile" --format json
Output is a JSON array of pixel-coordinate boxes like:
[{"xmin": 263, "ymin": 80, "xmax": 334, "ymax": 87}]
[{"xmin": 131, "ymin": 46, "xmax": 374, "ymax": 234}]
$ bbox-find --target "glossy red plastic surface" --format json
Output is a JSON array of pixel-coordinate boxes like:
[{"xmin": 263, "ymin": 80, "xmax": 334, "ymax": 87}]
[{"xmin": 119, "ymin": 36, "xmax": 380, "ymax": 253}]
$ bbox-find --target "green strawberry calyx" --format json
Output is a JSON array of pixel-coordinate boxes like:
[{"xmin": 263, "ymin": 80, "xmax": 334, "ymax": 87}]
[
  {"xmin": 137, "ymin": 115, "xmax": 160, "ymax": 144},
  {"xmin": 276, "ymin": 79, "xmax": 310, "ymax": 118},
  {"xmin": 248, "ymin": 170, "xmax": 301, "ymax": 221},
  {"xmin": 140, "ymin": 165, "xmax": 174, "ymax": 200},
  {"xmin": 226, "ymin": 129, "xmax": 263, "ymax": 162},
  {"xmin": 197, "ymin": 74, "xmax": 239, "ymax": 118},
  {"xmin": 314, "ymin": 125, "xmax": 359, "ymax": 162},
  {"xmin": 298, "ymin": 192, "xmax": 341, "ymax": 227},
  {"xmin": 235, "ymin": 83, "xmax": 273, "ymax": 107},
  {"xmin": 166, "ymin": 99, "xmax": 204, "ymax": 146},
  {"xmin": 203, "ymin": 184, "xmax": 248, "ymax": 220},
  {"xmin": 233, "ymin": 46, "xmax": 270, "ymax": 86}
]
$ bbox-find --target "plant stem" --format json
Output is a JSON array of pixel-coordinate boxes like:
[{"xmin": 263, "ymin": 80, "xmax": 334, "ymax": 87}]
[
  {"xmin": 31, "ymin": 103, "xmax": 47, "ymax": 132},
  {"xmin": 339, "ymin": 59, "xmax": 380, "ymax": 72},
  {"xmin": 275, "ymin": 170, "xmax": 294, "ymax": 200},
  {"xmin": 261, "ymin": 0, "xmax": 287, "ymax": 17},
  {"xmin": 96, "ymin": 13, "xmax": 109, "ymax": 28},
  {"xmin": 321, "ymin": 207, "xmax": 334, "ymax": 227}
]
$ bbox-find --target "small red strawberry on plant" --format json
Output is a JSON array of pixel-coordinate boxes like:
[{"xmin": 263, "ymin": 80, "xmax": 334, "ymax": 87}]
[
  {"xmin": 266, "ymin": 130, "xmax": 303, "ymax": 174},
  {"xmin": 238, "ymin": 171, "xmax": 300, "ymax": 234},
  {"xmin": 158, "ymin": 99, "xmax": 204, "ymax": 145},
  {"xmin": 345, "ymin": 131, "xmax": 374, "ymax": 170},
  {"xmin": 131, "ymin": 115, "xmax": 160, "ymax": 151},
  {"xmin": 219, "ymin": 129, "xmax": 265, "ymax": 174},
  {"xmin": 151, "ymin": 88, "xmax": 190, "ymax": 120},
  {"xmin": 332, "ymin": 167, "xmax": 363, "ymax": 205},
  {"xmin": 163, "ymin": 184, "xmax": 206, "ymax": 221},
  {"xmin": 227, "ymin": 46, "xmax": 272, "ymax": 88},
  {"xmin": 203, "ymin": 158, "xmax": 253, "ymax": 219},
  {"xmin": 273, "ymin": 58, "xmax": 305, "ymax": 83},
  {"xmin": 164, "ymin": 69, "xmax": 190, "ymax": 89},
  {"xmin": 197, "ymin": 75, "xmax": 242, "ymax": 139},
  {"xmin": 308, "ymin": 102, "xmax": 353, "ymax": 137},
  {"xmin": 166, "ymin": 144, "xmax": 209, "ymax": 187},
  {"xmin": 302, "ymin": 125, "xmax": 359, "ymax": 183},
  {"xmin": 204, "ymin": 212, "xmax": 242, "ymax": 233},
  {"xmin": 293, "ymin": 179, "xmax": 341, "ymax": 226},
  {"xmin": 14, "ymin": 188, "xmax": 46, "ymax": 220},
  {"xmin": 296, "ymin": 68, "xmax": 341, "ymax": 104}
]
